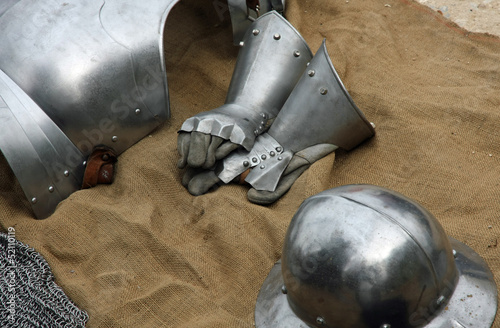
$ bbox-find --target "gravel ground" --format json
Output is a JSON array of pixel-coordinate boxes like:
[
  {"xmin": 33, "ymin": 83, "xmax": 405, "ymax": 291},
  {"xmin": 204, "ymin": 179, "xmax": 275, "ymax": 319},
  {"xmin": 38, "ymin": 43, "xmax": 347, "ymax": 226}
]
[{"xmin": 416, "ymin": 0, "xmax": 500, "ymax": 36}]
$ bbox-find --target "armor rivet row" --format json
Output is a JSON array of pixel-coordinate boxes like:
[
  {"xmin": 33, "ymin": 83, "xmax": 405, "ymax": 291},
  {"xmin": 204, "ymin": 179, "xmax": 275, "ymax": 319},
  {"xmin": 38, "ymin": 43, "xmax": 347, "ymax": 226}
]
[
  {"xmin": 260, "ymin": 165, "xmax": 265, "ymax": 169},
  {"xmin": 252, "ymin": 29, "xmax": 260, "ymax": 36},
  {"xmin": 294, "ymin": 50, "xmax": 301, "ymax": 57},
  {"xmin": 273, "ymin": 33, "xmax": 281, "ymax": 40},
  {"xmin": 31, "ymin": 197, "xmax": 38, "ymax": 204},
  {"xmin": 135, "ymin": 108, "xmax": 141, "ymax": 115},
  {"xmin": 276, "ymin": 147, "xmax": 282, "ymax": 152},
  {"xmin": 112, "ymin": 135, "xmax": 118, "ymax": 142},
  {"xmin": 252, "ymin": 157, "xmax": 258, "ymax": 163},
  {"xmin": 281, "ymin": 285, "xmax": 287, "ymax": 294},
  {"xmin": 63, "ymin": 170, "xmax": 70, "ymax": 177},
  {"xmin": 308, "ymin": 70, "xmax": 315, "ymax": 77},
  {"xmin": 320, "ymin": 88, "xmax": 328, "ymax": 95},
  {"xmin": 261, "ymin": 154, "xmax": 267, "ymax": 160},
  {"xmin": 270, "ymin": 151, "xmax": 276, "ymax": 157},
  {"xmin": 243, "ymin": 161, "xmax": 250, "ymax": 167},
  {"xmin": 48, "ymin": 186, "xmax": 54, "ymax": 193},
  {"xmin": 316, "ymin": 317, "xmax": 326, "ymax": 325},
  {"xmin": 278, "ymin": 156, "xmax": 283, "ymax": 161}
]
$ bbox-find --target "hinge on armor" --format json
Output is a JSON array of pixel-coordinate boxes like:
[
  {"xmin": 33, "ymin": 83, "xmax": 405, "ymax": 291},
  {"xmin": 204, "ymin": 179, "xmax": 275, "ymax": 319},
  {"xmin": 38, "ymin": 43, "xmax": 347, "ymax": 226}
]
[{"xmin": 82, "ymin": 147, "xmax": 117, "ymax": 189}]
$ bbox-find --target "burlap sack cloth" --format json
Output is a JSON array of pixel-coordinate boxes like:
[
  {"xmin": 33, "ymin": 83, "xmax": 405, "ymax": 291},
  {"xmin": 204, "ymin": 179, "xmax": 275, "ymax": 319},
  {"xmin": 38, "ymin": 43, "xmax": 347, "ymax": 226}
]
[{"xmin": 0, "ymin": 0, "xmax": 498, "ymax": 326}]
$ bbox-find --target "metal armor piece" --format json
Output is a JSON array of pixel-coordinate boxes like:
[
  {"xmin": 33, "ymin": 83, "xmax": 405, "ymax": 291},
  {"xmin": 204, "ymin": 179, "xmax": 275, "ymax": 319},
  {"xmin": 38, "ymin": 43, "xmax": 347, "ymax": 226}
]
[
  {"xmin": 255, "ymin": 185, "xmax": 498, "ymax": 328},
  {"xmin": 0, "ymin": 0, "xmax": 181, "ymax": 219},
  {"xmin": 228, "ymin": 0, "xmax": 285, "ymax": 44},
  {"xmin": 216, "ymin": 41, "xmax": 375, "ymax": 191},
  {"xmin": 180, "ymin": 11, "xmax": 313, "ymax": 151}
]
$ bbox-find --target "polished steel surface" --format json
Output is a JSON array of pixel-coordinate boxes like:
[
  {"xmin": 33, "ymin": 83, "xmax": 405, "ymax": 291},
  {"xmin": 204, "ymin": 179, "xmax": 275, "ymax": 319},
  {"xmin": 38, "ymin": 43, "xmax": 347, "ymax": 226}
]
[
  {"xmin": 0, "ymin": 0, "xmax": 180, "ymax": 218},
  {"xmin": 180, "ymin": 11, "xmax": 312, "ymax": 151},
  {"xmin": 216, "ymin": 41, "xmax": 374, "ymax": 191},
  {"xmin": 228, "ymin": 0, "xmax": 285, "ymax": 44},
  {"xmin": 255, "ymin": 185, "xmax": 497, "ymax": 328}
]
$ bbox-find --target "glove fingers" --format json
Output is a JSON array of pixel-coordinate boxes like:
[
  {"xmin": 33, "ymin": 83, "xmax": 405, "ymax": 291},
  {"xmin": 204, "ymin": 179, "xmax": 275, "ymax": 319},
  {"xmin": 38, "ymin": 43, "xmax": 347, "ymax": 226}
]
[
  {"xmin": 187, "ymin": 170, "xmax": 222, "ymax": 196},
  {"xmin": 203, "ymin": 136, "xmax": 225, "ymax": 169},
  {"xmin": 247, "ymin": 164, "xmax": 310, "ymax": 205},
  {"xmin": 177, "ymin": 132, "xmax": 191, "ymax": 169},
  {"xmin": 187, "ymin": 132, "xmax": 211, "ymax": 168},
  {"xmin": 215, "ymin": 141, "xmax": 240, "ymax": 161},
  {"xmin": 181, "ymin": 167, "xmax": 204, "ymax": 188}
]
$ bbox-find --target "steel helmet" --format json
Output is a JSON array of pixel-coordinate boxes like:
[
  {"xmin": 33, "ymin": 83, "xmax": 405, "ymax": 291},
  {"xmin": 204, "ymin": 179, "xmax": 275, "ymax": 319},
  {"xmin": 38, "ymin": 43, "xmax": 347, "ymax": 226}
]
[{"xmin": 255, "ymin": 184, "xmax": 497, "ymax": 328}]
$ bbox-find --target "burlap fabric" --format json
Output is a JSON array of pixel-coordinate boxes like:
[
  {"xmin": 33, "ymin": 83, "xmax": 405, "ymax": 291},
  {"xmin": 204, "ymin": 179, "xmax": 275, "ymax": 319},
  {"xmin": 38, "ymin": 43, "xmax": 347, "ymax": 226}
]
[{"xmin": 0, "ymin": 0, "xmax": 499, "ymax": 326}]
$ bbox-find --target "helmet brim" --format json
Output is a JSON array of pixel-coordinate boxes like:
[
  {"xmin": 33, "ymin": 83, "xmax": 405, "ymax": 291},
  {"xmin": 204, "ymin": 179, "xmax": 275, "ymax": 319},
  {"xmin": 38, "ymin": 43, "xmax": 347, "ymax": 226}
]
[{"xmin": 255, "ymin": 238, "xmax": 497, "ymax": 327}]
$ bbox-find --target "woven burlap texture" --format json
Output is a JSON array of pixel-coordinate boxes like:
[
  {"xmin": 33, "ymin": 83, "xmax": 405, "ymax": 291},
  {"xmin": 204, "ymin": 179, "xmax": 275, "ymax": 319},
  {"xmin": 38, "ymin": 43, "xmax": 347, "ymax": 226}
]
[{"xmin": 0, "ymin": 0, "xmax": 499, "ymax": 326}]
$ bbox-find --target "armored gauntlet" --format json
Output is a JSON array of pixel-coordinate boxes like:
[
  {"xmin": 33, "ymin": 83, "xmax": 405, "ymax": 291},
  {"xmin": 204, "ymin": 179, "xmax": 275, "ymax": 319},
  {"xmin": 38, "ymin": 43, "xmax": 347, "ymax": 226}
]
[{"xmin": 178, "ymin": 11, "xmax": 312, "ymax": 169}]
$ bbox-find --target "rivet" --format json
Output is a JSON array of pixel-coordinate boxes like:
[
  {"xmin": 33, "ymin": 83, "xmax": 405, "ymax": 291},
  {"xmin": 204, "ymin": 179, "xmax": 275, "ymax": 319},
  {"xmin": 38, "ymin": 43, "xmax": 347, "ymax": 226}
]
[
  {"xmin": 243, "ymin": 161, "xmax": 250, "ymax": 167},
  {"xmin": 452, "ymin": 249, "xmax": 457, "ymax": 258},
  {"xmin": 308, "ymin": 70, "xmax": 315, "ymax": 77},
  {"xmin": 31, "ymin": 197, "xmax": 37, "ymax": 204},
  {"xmin": 260, "ymin": 165, "xmax": 265, "ymax": 169},
  {"xmin": 82, "ymin": 161, "xmax": 87, "ymax": 166},
  {"xmin": 281, "ymin": 285, "xmax": 287, "ymax": 294},
  {"xmin": 260, "ymin": 120, "xmax": 266, "ymax": 126},
  {"xmin": 276, "ymin": 147, "xmax": 282, "ymax": 152},
  {"xmin": 102, "ymin": 154, "xmax": 110, "ymax": 161},
  {"xmin": 254, "ymin": 130, "xmax": 259, "ymax": 136},
  {"xmin": 278, "ymin": 156, "xmax": 283, "ymax": 161},
  {"xmin": 270, "ymin": 151, "xmax": 276, "ymax": 157},
  {"xmin": 135, "ymin": 108, "xmax": 141, "ymax": 115},
  {"xmin": 370, "ymin": 122, "xmax": 376, "ymax": 129},
  {"xmin": 320, "ymin": 88, "xmax": 328, "ymax": 95},
  {"xmin": 112, "ymin": 136, "xmax": 118, "ymax": 142},
  {"xmin": 260, "ymin": 113, "xmax": 267, "ymax": 119},
  {"xmin": 63, "ymin": 170, "xmax": 70, "ymax": 177},
  {"xmin": 294, "ymin": 50, "xmax": 301, "ymax": 57},
  {"xmin": 48, "ymin": 186, "xmax": 54, "ymax": 193},
  {"xmin": 436, "ymin": 295, "xmax": 446, "ymax": 305},
  {"xmin": 316, "ymin": 317, "xmax": 326, "ymax": 325},
  {"xmin": 380, "ymin": 324, "xmax": 391, "ymax": 328},
  {"xmin": 259, "ymin": 124, "xmax": 265, "ymax": 130},
  {"xmin": 252, "ymin": 157, "xmax": 258, "ymax": 163},
  {"xmin": 273, "ymin": 33, "xmax": 281, "ymax": 40},
  {"xmin": 252, "ymin": 29, "xmax": 260, "ymax": 36},
  {"xmin": 261, "ymin": 154, "xmax": 267, "ymax": 160},
  {"xmin": 239, "ymin": 41, "xmax": 245, "ymax": 47}
]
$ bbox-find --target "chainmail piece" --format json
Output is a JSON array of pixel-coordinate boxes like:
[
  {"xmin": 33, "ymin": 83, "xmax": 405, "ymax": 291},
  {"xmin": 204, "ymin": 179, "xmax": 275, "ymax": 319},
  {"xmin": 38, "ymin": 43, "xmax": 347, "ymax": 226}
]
[{"xmin": 0, "ymin": 232, "xmax": 88, "ymax": 327}]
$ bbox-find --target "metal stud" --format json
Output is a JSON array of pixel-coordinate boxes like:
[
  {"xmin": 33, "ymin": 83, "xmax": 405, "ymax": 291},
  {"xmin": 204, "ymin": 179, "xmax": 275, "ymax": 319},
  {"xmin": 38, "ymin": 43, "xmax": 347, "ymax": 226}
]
[
  {"xmin": 308, "ymin": 70, "xmax": 315, "ymax": 77},
  {"xmin": 252, "ymin": 157, "xmax": 258, "ymax": 163},
  {"xmin": 112, "ymin": 135, "xmax": 118, "ymax": 142},
  {"xmin": 281, "ymin": 285, "xmax": 287, "ymax": 294},
  {"xmin": 436, "ymin": 295, "xmax": 446, "ymax": 305},
  {"xmin": 135, "ymin": 108, "xmax": 141, "ymax": 115},
  {"xmin": 316, "ymin": 317, "xmax": 326, "ymax": 325},
  {"xmin": 380, "ymin": 324, "xmax": 391, "ymax": 328},
  {"xmin": 370, "ymin": 122, "xmax": 376, "ymax": 129},
  {"xmin": 261, "ymin": 154, "xmax": 267, "ymax": 160},
  {"xmin": 63, "ymin": 170, "xmax": 70, "ymax": 177},
  {"xmin": 82, "ymin": 161, "xmax": 87, "ymax": 166},
  {"xmin": 260, "ymin": 165, "xmax": 265, "ymax": 169},
  {"xmin": 260, "ymin": 113, "xmax": 267, "ymax": 119},
  {"xmin": 243, "ymin": 161, "xmax": 250, "ymax": 167},
  {"xmin": 452, "ymin": 249, "xmax": 457, "ymax": 258},
  {"xmin": 48, "ymin": 186, "xmax": 54, "ymax": 193},
  {"xmin": 31, "ymin": 197, "xmax": 38, "ymax": 204},
  {"xmin": 276, "ymin": 147, "xmax": 282, "ymax": 152},
  {"xmin": 294, "ymin": 50, "xmax": 301, "ymax": 57},
  {"xmin": 239, "ymin": 41, "xmax": 245, "ymax": 47},
  {"xmin": 273, "ymin": 33, "xmax": 281, "ymax": 40},
  {"xmin": 270, "ymin": 151, "xmax": 276, "ymax": 157},
  {"xmin": 260, "ymin": 121, "xmax": 266, "ymax": 126},
  {"xmin": 254, "ymin": 130, "xmax": 259, "ymax": 136},
  {"xmin": 320, "ymin": 88, "xmax": 328, "ymax": 95},
  {"xmin": 252, "ymin": 29, "xmax": 260, "ymax": 36},
  {"xmin": 278, "ymin": 156, "xmax": 283, "ymax": 161}
]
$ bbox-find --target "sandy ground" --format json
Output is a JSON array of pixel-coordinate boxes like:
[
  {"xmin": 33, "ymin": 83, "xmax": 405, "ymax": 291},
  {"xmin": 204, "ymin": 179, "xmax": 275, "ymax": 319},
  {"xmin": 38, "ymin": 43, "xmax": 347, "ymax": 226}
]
[{"xmin": 416, "ymin": 0, "xmax": 500, "ymax": 36}]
